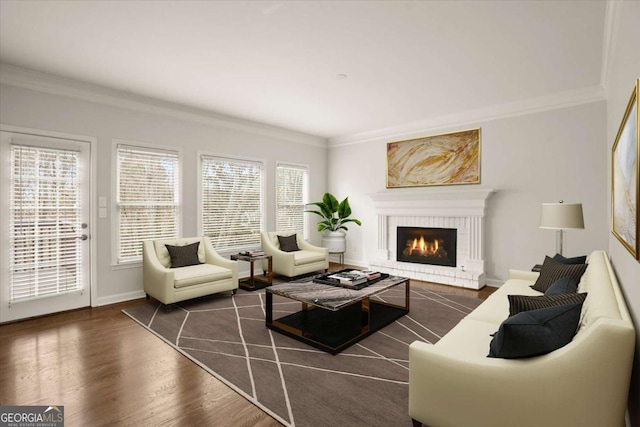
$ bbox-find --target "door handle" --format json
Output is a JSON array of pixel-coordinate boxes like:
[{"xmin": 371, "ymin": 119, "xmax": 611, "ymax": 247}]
[{"xmin": 77, "ymin": 234, "xmax": 89, "ymax": 241}]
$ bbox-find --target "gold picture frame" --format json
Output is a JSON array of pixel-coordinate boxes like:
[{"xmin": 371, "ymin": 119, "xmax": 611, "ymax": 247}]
[
  {"xmin": 386, "ymin": 128, "xmax": 481, "ymax": 188},
  {"xmin": 611, "ymin": 79, "xmax": 640, "ymax": 260}
]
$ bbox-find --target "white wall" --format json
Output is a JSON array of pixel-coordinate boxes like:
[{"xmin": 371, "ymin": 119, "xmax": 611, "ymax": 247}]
[
  {"xmin": 328, "ymin": 101, "xmax": 608, "ymax": 283},
  {"xmin": 0, "ymin": 77, "xmax": 327, "ymax": 306},
  {"xmin": 604, "ymin": 2, "xmax": 640, "ymax": 425}
]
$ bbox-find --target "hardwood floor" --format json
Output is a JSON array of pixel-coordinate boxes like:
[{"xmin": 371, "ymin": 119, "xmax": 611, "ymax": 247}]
[{"xmin": 0, "ymin": 264, "xmax": 495, "ymax": 426}]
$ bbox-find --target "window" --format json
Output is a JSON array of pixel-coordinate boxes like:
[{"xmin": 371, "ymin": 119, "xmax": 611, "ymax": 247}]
[
  {"xmin": 200, "ymin": 154, "xmax": 264, "ymax": 250},
  {"xmin": 276, "ymin": 163, "xmax": 308, "ymax": 239},
  {"xmin": 116, "ymin": 143, "xmax": 180, "ymax": 263},
  {"xmin": 9, "ymin": 144, "xmax": 83, "ymax": 301}
]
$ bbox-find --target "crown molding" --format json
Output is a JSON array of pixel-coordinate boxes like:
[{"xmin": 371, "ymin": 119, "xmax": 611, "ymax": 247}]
[
  {"xmin": 328, "ymin": 84, "xmax": 606, "ymax": 147},
  {"xmin": 0, "ymin": 63, "xmax": 327, "ymax": 148}
]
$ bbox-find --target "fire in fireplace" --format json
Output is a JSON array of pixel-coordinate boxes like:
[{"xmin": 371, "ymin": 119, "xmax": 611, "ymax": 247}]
[{"xmin": 396, "ymin": 226, "xmax": 457, "ymax": 267}]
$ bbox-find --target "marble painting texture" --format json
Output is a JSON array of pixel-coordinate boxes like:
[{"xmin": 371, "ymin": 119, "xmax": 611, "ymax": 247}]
[{"xmin": 387, "ymin": 128, "xmax": 480, "ymax": 187}]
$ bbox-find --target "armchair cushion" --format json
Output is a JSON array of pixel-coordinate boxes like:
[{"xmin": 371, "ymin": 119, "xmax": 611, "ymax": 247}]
[
  {"xmin": 173, "ymin": 264, "xmax": 233, "ymax": 288},
  {"xmin": 166, "ymin": 242, "xmax": 202, "ymax": 268},
  {"xmin": 277, "ymin": 234, "xmax": 300, "ymax": 252},
  {"xmin": 154, "ymin": 238, "xmax": 205, "ymax": 268},
  {"xmin": 294, "ymin": 250, "xmax": 327, "ymax": 265}
]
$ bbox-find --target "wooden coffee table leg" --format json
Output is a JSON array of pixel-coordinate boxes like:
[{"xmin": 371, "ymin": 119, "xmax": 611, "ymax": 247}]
[{"xmin": 266, "ymin": 292, "xmax": 273, "ymax": 325}]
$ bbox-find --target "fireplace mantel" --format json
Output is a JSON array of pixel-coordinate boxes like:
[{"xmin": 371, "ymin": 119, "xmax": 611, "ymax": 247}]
[
  {"xmin": 369, "ymin": 188, "xmax": 494, "ymax": 289},
  {"xmin": 370, "ymin": 187, "xmax": 493, "ymax": 216}
]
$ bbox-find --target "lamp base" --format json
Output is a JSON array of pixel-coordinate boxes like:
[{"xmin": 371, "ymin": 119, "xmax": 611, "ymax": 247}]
[{"xmin": 556, "ymin": 229, "xmax": 565, "ymax": 256}]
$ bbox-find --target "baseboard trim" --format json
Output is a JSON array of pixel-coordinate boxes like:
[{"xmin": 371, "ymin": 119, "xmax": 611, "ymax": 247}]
[
  {"xmin": 95, "ymin": 290, "xmax": 146, "ymax": 307},
  {"xmin": 484, "ymin": 277, "xmax": 504, "ymax": 288}
]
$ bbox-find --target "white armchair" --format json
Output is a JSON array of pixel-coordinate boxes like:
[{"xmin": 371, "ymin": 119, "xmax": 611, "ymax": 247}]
[
  {"xmin": 143, "ymin": 236, "xmax": 238, "ymax": 304},
  {"xmin": 261, "ymin": 232, "xmax": 329, "ymax": 278}
]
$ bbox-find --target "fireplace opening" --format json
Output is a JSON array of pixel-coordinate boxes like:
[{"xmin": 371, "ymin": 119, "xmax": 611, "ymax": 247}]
[{"xmin": 396, "ymin": 226, "xmax": 457, "ymax": 267}]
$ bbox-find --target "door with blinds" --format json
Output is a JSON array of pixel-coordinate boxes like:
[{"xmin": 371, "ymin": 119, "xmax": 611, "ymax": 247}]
[{"xmin": 0, "ymin": 130, "xmax": 91, "ymax": 322}]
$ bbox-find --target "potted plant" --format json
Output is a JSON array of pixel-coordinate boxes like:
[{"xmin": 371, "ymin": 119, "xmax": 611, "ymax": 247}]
[{"xmin": 305, "ymin": 192, "xmax": 362, "ymax": 253}]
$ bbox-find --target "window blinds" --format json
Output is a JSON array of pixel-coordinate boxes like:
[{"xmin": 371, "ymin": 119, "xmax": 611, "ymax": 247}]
[
  {"xmin": 9, "ymin": 145, "xmax": 83, "ymax": 302},
  {"xmin": 117, "ymin": 144, "xmax": 180, "ymax": 263},
  {"xmin": 276, "ymin": 163, "xmax": 308, "ymax": 238},
  {"xmin": 201, "ymin": 155, "xmax": 264, "ymax": 250}
]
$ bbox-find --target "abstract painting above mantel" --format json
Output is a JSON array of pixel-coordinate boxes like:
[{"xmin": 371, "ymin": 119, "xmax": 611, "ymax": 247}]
[
  {"xmin": 386, "ymin": 128, "xmax": 480, "ymax": 188},
  {"xmin": 611, "ymin": 79, "xmax": 639, "ymax": 261}
]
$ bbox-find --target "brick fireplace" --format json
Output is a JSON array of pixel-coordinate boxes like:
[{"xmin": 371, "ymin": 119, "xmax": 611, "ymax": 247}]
[{"xmin": 369, "ymin": 188, "xmax": 493, "ymax": 289}]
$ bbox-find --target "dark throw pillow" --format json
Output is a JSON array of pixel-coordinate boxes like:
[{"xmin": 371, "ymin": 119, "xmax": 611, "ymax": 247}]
[
  {"xmin": 531, "ymin": 256, "xmax": 588, "ymax": 293},
  {"xmin": 544, "ymin": 277, "xmax": 578, "ymax": 295},
  {"xmin": 508, "ymin": 292, "xmax": 587, "ymax": 316},
  {"xmin": 553, "ymin": 253, "xmax": 587, "ymax": 265},
  {"xmin": 166, "ymin": 242, "xmax": 202, "ymax": 268},
  {"xmin": 277, "ymin": 234, "xmax": 300, "ymax": 252},
  {"xmin": 488, "ymin": 302, "xmax": 584, "ymax": 359}
]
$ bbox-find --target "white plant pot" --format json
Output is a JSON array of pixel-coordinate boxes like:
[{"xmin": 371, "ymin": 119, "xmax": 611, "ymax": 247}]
[{"xmin": 322, "ymin": 231, "xmax": 346, "ymax": 253}]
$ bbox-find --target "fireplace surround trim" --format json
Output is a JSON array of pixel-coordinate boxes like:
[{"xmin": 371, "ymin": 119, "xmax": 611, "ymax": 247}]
[{"xmin": 369, "ymin": 188, "xmax": 494, "ymax": 289}]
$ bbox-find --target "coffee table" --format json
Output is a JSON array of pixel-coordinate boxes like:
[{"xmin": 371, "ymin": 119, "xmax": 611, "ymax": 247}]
[{"xmin": 265, "ymin": 275, "xmax": 409, "ymax": 354}]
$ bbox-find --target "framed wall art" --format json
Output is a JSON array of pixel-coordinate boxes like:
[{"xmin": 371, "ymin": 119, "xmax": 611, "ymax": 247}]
[
  {"xmin": 611, "ymin": 79, "xmax": 639, "ymax": 260},
  {"xmin": 386, "ymin": 128, "xmax": 480, "ymax": 188}
]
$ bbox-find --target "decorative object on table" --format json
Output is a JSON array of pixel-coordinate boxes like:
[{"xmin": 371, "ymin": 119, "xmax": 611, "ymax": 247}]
[
  {"xmin": 239, "ymin": 250, "xmax": 265, "ymax": 257},
  {"xmin": 611, "ymin": 78, "xmax": 639, "ymax": 260},
  {"xmin": 386, "ymin": 128, "xmax": 480, "ymax": 188},
  {"xmin": 312, "ymin": 269, "xmax": 388, "ymax": 290},
  {"xmin": 539, "ymin": 200, "xmax": 584, "ymax": 256},
  {"xmin": 305, "ymin": 192, "xmax": 361, "ymax": 253}
]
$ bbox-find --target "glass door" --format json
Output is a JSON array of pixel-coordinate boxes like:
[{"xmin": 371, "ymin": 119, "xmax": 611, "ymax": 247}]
[{"xmin": 1, "ymin": 130, "xmax": 91, "ymax": 322}]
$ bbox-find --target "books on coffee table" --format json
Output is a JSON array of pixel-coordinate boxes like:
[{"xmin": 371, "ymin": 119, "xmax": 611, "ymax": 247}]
[
  {"xmin": 328, "ymin": 270, "xmax": 368, "ymax": 286},
  {"xmin": 239, "ymin": 250, "xmax": 266, "ymax": 257},
  {"xmin": 314, "ymin": 269, "xmax": 388, "ymax": 290}
]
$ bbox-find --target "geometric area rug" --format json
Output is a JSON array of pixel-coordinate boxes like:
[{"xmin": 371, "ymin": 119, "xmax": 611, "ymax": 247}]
[{"xmin": 123, "ymin": 286, "xmax": 482, "ymax": 427}]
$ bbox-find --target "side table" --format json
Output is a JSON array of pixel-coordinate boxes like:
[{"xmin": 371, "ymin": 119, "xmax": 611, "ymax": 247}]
[{"xmin": 230, "ymin": 254, "xmax": 273, "ymax": 291}]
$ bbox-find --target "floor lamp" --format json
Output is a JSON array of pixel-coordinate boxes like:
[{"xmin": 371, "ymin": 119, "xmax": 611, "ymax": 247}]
[{"xmin": 539, "ymin": 201, "xmax": 585, "ymax": 256}]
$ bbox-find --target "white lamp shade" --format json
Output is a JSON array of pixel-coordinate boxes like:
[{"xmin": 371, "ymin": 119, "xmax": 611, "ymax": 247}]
[{"xmin": 540, "ymin": 203, "xmax": 585, "ymax": 230}]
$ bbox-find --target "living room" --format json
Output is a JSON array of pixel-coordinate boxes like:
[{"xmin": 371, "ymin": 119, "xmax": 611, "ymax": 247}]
[{"xmin": 0, "ymin": 1, "xmax": 639, "ymax": 426}]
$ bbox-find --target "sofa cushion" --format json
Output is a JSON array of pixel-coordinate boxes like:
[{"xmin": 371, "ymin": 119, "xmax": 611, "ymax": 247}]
[
  {"xmin": 173, "ymin": 264, "xmax": 233, "ymax": 288},
  {"xmin": 433, "ymin": 318, "xmax": 499, "ymax": 359},
  {"xmin": 544, "ymin": 277, "xmax": 578, "ymax": 295},
  {"xmin": 278, "ymin": 234, "xmax": 300, "ymax": 252},
  {"xmin": 508, "ymin": 293, "xmax": 587, "ymax": 316},
  {"xmin": 488, "ymin": 302, "xmax": 584, "ymax": 359},
  {"xmin": 530, "ymin": 256, "xmax": 588, "ymax": 293},
  {"xmin": 166, "ymin": 242, "xmax": 202, "ymax": 268},
  {"xmin": 553, "ymin": 253, "xmax": 587, "ymax": 265}
]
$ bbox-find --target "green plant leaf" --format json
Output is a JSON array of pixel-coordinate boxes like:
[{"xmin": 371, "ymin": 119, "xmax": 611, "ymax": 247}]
[
  {"xmin": 338, "ymin": 197, "xmax": 352, "ymax": 219},
  {"xmin": 323, "ymin": 193, "xmax": 339, "ymax": 212}
]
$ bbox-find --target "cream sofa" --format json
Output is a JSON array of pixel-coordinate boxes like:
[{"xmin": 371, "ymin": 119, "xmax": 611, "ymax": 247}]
[
  {"xmin": 261, "ymin": 231, "xmax": 329, "ymax": 277},
  {"xmin": 143, "ymin": 236, "xmax": 238, "ymax": 304},
  {"xmin": 409, "ymin": 250, "xmax": 635, "ymax": 427}
]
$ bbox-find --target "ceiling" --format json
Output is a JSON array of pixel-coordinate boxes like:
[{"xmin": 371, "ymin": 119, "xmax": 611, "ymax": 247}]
[{"xmin": 0, "ymin": 1, "xmax": 608, "ymax": 141}]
